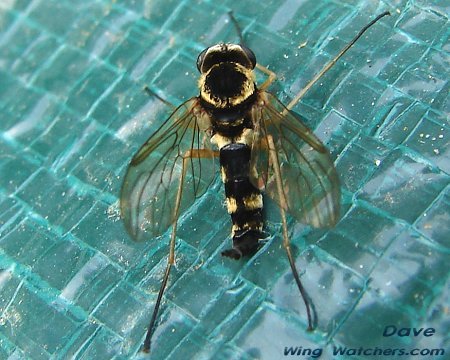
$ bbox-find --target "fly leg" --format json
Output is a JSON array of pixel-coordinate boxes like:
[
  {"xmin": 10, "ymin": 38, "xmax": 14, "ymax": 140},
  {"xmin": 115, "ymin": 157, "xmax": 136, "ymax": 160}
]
[
  {"xmin": 143, "ymin": 148, "xmax": 218, "ymax": 353},
  {"xmin": 256, "ymin": 63, "xmax": 277, "ymax": 90},
  {"xmin": 284, "ymin": 11, "xmax": 390, "ymax": 112},
  {"xmin": 266, "ymin": 134, "xmax": 313, "ymax": 331},
  {"xmin": 260, "ymin": 13, "xmax": 391, "ymax": 328}
]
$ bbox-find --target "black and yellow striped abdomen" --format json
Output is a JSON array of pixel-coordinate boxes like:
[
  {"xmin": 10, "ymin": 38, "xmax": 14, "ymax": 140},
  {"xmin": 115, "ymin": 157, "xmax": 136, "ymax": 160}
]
[{"xmin": 219, "ymin": 141, "xmax": 265, "ymax": 259}]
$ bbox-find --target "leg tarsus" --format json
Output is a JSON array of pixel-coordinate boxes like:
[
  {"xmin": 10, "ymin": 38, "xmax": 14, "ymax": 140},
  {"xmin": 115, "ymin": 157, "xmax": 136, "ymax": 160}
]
[
  {"xmin": 142, "ymin": 149, "xmax": 218, "ymax": 352},
  {"xmin": 266, "ymin": 135, "xmax": 313, "ymax": 330},
  {"xmin": 285, "ymin": 244, "xmax": 313, "ymax": 330},
  {"xmin": 142, "ymin": 263, "xmax": 172, "ymax": 353},
  {"xmin": 285, "ymin": 11, "xmax": 391, "ymax": 110}
]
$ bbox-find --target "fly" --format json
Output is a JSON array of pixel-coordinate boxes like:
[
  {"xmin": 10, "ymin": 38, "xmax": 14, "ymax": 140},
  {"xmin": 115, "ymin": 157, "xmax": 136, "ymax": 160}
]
[{"xmin": 120, "ymin": 11, "xmax": 390, "ymax": 353}]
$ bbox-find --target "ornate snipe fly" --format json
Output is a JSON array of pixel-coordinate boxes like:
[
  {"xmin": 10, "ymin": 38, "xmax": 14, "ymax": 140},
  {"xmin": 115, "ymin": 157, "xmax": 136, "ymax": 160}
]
[{"xmin": 120, "ymin": 11, "xmax": 390, "ymax": 353}]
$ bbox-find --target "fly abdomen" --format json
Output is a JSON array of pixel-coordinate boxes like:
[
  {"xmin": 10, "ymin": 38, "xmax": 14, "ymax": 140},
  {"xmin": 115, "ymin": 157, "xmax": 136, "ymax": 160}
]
[{"xmin": 219, "ymin": 142, "xmax": 265, "ymax": 259}]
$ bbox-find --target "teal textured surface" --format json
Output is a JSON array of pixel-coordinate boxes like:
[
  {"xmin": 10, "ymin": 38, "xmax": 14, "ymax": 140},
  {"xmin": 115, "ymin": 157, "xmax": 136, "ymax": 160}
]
[{"xmin": 0, "ymin": 1, "xmax": 449, "ymax": 359}]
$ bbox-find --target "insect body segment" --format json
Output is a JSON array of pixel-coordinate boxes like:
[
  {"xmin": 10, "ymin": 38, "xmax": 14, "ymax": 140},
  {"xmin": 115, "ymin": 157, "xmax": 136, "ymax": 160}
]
[
  {"xmin": 219, "ymin": 142, "xmax": 265, "ymax": 259},
  {"xmin": 199, "ymin": 43, "xmax": 265, "ymax": 259}
]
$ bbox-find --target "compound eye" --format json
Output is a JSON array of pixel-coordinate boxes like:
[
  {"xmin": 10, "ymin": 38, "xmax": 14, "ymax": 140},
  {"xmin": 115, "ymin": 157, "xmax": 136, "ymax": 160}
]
[
  {"xmin": 240, "ymin": 45, "xmax": 256, "ymax": 69},
  {"xmin": 196, "ymin": 48, "xmax": 208, "ymax": 72}
]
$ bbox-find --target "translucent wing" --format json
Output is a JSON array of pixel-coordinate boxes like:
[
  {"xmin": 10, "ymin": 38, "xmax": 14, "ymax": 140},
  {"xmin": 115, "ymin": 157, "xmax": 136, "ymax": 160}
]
[
  {"xmin": 120, "ymin": 98, "xmax": 216, "ymax": 241},
  {"xmin": 250, "ymin": 91, "xmax": 340, "ymax": 227}
]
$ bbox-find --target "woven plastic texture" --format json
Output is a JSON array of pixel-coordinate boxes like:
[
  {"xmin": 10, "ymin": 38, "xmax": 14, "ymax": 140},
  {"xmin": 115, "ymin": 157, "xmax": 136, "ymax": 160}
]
[{"xmin": 0, "ymin": 0, "xmax": 448, "ymax": 359}]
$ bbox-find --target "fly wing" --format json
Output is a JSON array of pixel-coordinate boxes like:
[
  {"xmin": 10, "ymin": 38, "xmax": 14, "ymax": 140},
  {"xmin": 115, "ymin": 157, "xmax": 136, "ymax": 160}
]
[
  {"xmin": 120, "ymin": 98, "xmax": 216, "ymax": 241},
  {"xmin": 249, "ymin": 91, "xmax": 340, "ymax": 227}
]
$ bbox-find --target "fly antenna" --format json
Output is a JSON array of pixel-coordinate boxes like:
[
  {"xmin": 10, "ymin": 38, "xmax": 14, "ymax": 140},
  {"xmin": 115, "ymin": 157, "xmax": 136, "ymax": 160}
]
[
  {"xmin": 144, "ymin": 86, "xmax": 176, "ymax": 109},
  {"xmin": 286, "ymin": 11, "xmax": 390, "ymax": 109},
  {"xmin": 228, "ymin": 11, "xmax": 245, "ymax": 45}
]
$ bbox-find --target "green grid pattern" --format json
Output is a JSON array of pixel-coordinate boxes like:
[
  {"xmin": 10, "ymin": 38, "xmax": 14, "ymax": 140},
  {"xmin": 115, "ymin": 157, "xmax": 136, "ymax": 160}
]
[{"xmin": 0, "ymin": 0, "xmax": 448, "ymax": 359}]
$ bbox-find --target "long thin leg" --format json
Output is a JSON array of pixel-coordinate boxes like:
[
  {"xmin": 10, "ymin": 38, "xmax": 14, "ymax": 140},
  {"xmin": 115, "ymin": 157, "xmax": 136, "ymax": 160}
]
[
  {"xmin": 266, "ymin": 135, "xmax": 313, "ymax": 330},
  {"xmin": 142, "ymin": 148, "xmax": 218, "ymax": 353},
  {"xmin": 285, "ymin": 11, "xmax": 390, "ymax": 111},
  {"xmin": 142, "ymin": 160, "xmax": 184, "ymax": 353},
  {"xmin": 256, "ymin": 63, "xmax": 277, "ymax": 90}
]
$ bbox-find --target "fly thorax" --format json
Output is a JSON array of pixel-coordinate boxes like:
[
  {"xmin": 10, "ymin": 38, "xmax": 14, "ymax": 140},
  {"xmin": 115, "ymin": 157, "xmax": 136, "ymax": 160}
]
[{"xmin": 199, "ymin": 62, "xmax": 255, "ymax": 108}]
